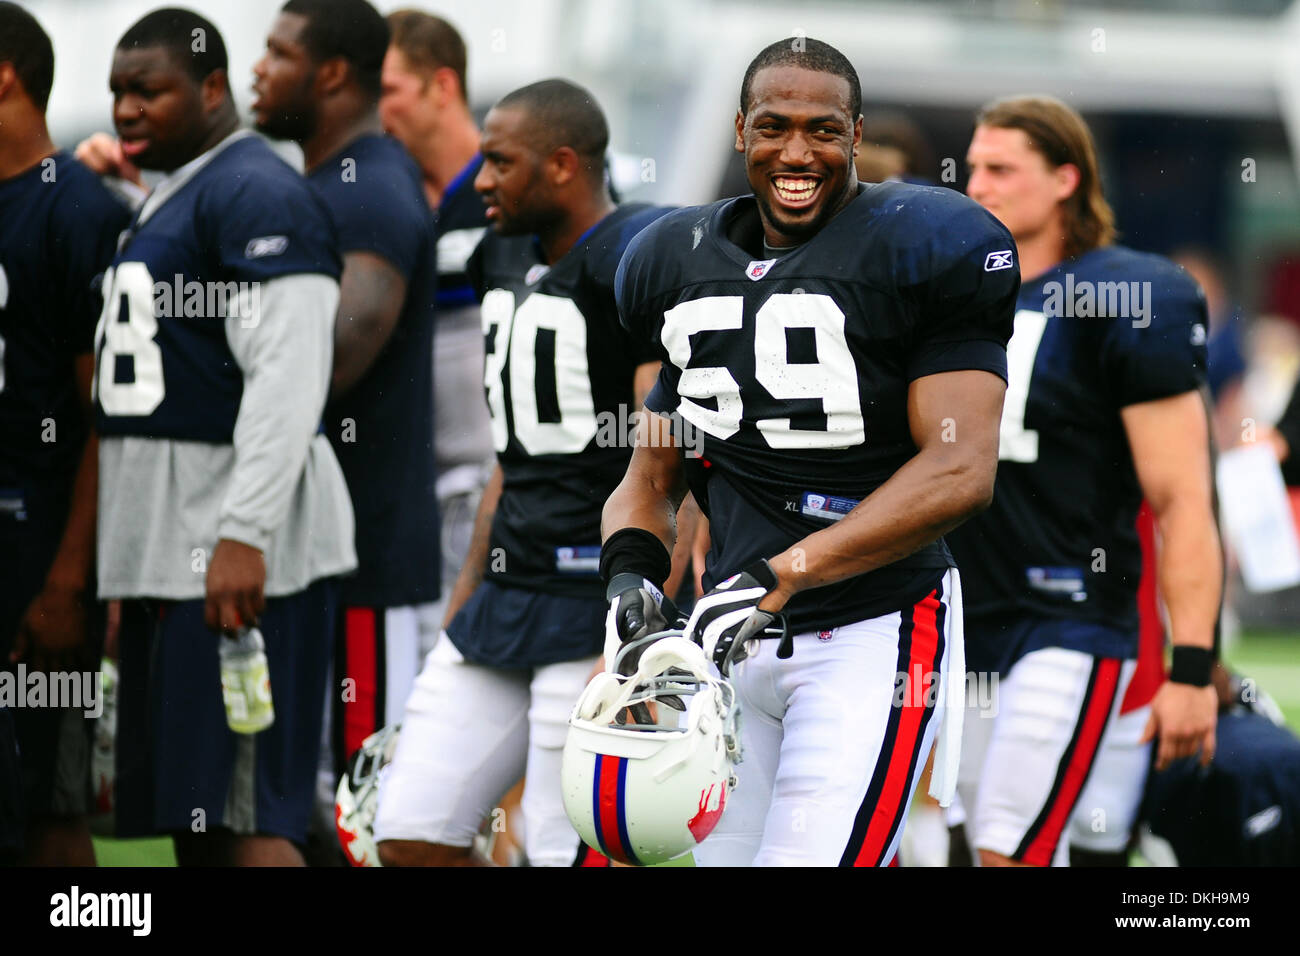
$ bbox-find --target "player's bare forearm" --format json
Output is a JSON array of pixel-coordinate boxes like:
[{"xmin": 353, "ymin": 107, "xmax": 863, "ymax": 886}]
[
  {"xmin": 663, "ymin": 493, "xmax": 701, "ymax": 599},
  {"xmin": 601, "ymin": 411, "xmax": 688, "ymax": 558},
  {"xmin": 1123, "ymin": 391, "xmax": 1220, "ymax": 651},
  {"xmin": 633, "ymin": 361, "xmax": 659, "ymax": 408},
  {"xmin": 1151, "ymin": 495, "xmax": 1221, "ymax": 652},
  {"xmin": 1124, "ymin": 391, "xmax": 1219, "ymax": 767},
  {"xmin": 329, "ymin": 251, "xmax": 407, "ymax": 399},
  {"xmin": 13, "ymin": 359, "xmax": 99, "ymax": 668},
  {"xmin": 763, "ymin": 369, "xmax": 1005, "ymax": 610},
  {"xmin": 44, "ymin": 436, "xmax": 97, "ymax": 591},
  {"xmin": 1142, "ymin": 499, "xmax": 1220, "ymax": 767},
  {"xmin": 44, "ymin": 356, "xmax": 99, "ymax": 594},
  {"xmin": 441, "ymin": 463, "xmax": 504, "ymax": 630}
]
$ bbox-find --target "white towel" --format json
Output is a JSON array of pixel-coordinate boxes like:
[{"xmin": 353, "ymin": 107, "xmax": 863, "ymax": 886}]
[{"xmin": 928, "ymin": 568, "xmax": 965, "ymax": 807}]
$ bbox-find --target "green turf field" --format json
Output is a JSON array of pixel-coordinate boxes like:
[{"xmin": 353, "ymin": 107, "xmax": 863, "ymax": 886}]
[
  {"xmin": 1222, "ymin": 631, "xmax": 1300, "ymax": 729},
  {"xmin": 91, "ymin": 630, "xmax": 1300, "ymax": 867}
]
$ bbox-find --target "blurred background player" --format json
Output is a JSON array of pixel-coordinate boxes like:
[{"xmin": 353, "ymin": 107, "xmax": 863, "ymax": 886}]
[
  {"xmin": 249, "ymin": 0, "xmax": 440, "ymax": 846},
  {"xmin": 949, "ymin": 94, "xmax": 1220, "ymax": 867},
  {"xmin": 378, "ymin": 10, "xmax": 494, "ymax": 648},
  {"xmin": 605, "ymin": 38, "xmax": 1017, "ymax": 867},
  {"xmin": 373, "ymin": 79, "xmax": 667, "ymax": 867},
  {"xmin": 0, "ymin": 1, "xmax": 130, "ymax": 866},
  {"xmin": 1058, "ymin": 501, "xmax": 1168, "ymax": 866},
  {"xmin": 855, "ymin": 110, "xmax": 937, "ymax": 185},
  {"xmin": 93, "ymin": 7, "xmax": 355, "ymax": 866},
  {"xmin": 1141, "ymin": 654, "xmax": 1300, "ymax": 865}
]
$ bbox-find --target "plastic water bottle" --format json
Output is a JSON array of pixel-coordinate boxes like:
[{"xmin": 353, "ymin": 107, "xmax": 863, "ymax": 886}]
[{"xmin": 219, "ymin": 627, "xmax": 274, "ymax": 734}]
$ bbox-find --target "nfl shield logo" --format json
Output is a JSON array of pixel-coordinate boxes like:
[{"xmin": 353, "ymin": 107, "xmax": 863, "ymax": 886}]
[
  {"xmin": 525, "ymin": 264, "xmax": 551, "ymax": 285},
  {"xmin": 807, "ymin": 494, "xmax": 826, "ymax": 511},
  {"xmin": 745, "ymin": 259, "xmax": 777, "ymax": 281}
]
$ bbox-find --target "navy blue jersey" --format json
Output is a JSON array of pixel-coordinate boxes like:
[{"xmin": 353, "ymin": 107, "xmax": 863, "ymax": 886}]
[
  {"xmin": 946, "ymin": 246, "xmax": 1208, "ymax": 651},
  {"xmin": 433, "ymin": 154, "xmax": 486, "ymax": 312},
  {"xmin": 93, "ymin": 135, "xmax": 340, "ymax": 442},
  {"xmin": 313, "ymin": 135, "xmax": 440, "ymax": 607},
  {"xmin": 617, "ymin": 183, "xmax": 1018, "ymax": 633},
  {"xmin": 464, "ymin": 204, "xmax": 668, "ymax": 607},
  {"xmin": 0, "ymin": 153, "xmax": 129, "ymax": 487}
]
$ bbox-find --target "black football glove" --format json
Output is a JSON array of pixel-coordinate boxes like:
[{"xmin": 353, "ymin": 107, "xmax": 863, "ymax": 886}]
[
  {"xmin": 604, "ymin": 573, "xmax": 683, "ymax": 722},
  {"xmin": 686, "ymin": 559, "xmax": 784, "ymax": 676}
]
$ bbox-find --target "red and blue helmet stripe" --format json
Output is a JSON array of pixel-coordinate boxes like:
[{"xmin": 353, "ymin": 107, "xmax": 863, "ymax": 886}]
[{"xmin": 591, "ymin": 753, "xmax": 641, "ymax": 866}]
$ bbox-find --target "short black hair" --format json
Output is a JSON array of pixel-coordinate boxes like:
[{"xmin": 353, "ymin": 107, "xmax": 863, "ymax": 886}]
[
  {"xmin": 739, "ymin": 37, "xmax": 861, "ymax": 120},
  {"xmin": 0, "ymin": 1, "xmax": 54, "ymax": 111},
  {"xmin": 117, "ymin": 7, "xmax": 229, "ymax": 85},
  {"xmin": 282, "ymin": 0, "xmax": 389, "ymax": 101},
  {"xmin": 496, "ymin": 79, "xmax": 609, "ymax": 172}
]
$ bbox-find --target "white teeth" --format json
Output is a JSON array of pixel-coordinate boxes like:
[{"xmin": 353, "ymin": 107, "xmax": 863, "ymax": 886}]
[{"xmin": 775, "ymin": 179, "xmax": 817, "ymax": 201}]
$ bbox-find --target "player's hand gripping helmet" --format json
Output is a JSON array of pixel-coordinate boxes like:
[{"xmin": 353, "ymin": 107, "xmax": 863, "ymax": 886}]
[
  {"xmin": 562, "ymin": 634, "xmax": 741, "ymax": 865},
  {"xmin": 335, "ymin": 723, "xmax": 400, "ymax": 867}
]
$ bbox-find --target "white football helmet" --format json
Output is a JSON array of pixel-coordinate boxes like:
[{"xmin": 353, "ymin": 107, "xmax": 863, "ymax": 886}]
[
  {"xmin": 562, "ymin": 634, "xmax": 741, "ymax": 866},
  {"xmin": 335, "ymin": 723, "xmax": 400, "ymax": 867}
]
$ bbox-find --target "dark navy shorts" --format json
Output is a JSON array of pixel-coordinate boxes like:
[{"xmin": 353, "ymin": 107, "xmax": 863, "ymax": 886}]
[
  {"xmin": 0, "ymin": 483, "xmax": 95, "ymax": 822},
  {"xmin": 964, "ymin": 613, "xmax": 1137, "ymax": 677},
  {"xmin": 115, "ymin": 578, "xmax": 337, "ymax": 843},
  {"xmin": 445, "ymin": 579, "xmax": 606, "ymax": 668}
]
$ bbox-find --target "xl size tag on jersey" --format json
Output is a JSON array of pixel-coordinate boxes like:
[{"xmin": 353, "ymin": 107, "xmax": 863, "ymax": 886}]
[
  {"xmin": 555, "ymin": 546, "xmax": 601, "ymax": 574},
  {"xmin": 799, "ymin": 492, "xmax": 859, "ymax": 523},
  {"xmin": 1025, "ymin": 567, "xmax": 1087, "ymax": 602}
]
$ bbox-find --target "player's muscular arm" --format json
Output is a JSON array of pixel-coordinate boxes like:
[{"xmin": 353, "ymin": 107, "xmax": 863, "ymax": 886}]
[
  {"xmin": 1123, "ymin": 391, "xmax": 1221, "ymax": 769},
  {"xmin": 664, "ymin": 494, "xmax": 701, "ymax": 600},
  {"xmin": 329, "ymin": 251, "xmax": 408, "ymax": 399},
  {"xmin": 12, "ymin": 355, "xmax": 98, "ymax": 671},
  {"xmin": 439, "ymin": 463, "xmax": 504, "ymax": 631},
  {"xmin": 627, "ymin": 362, "xmax": 705, "ymax": 597},
  {"xmin": 601, "ymin": 410, "xmax": 689, "ymax": 556},
  {"xmin": 762, "ymin": 369, "xmax": 1005, "ymax": 611}
]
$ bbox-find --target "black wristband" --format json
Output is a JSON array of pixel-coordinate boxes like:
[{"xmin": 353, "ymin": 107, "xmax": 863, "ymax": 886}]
[
  {"xmin": 1169, "ymin": 646, "xmax": 1213, "ymax": 687},
  {"xmin": 599, "ymin": 528, "xmax": 671, "ymax": 590},
  {"xmin": 605, "ymin": 572, "xmax": 651, "ymax": 602}
]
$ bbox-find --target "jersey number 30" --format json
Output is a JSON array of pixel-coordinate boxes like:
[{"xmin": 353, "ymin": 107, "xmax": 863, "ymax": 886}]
[
  {"xmin": 661, "ymin": 292, "xmax": 864, "ymax": 449},
  {"xmin": 480, "ymin": 290, "xmax": 598, "ymax": 456}
]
